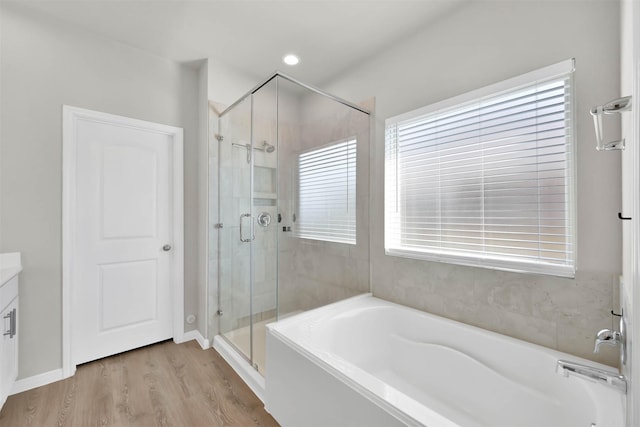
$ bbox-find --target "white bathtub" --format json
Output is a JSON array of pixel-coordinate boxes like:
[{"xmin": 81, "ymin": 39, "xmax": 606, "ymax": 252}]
[{"xmin": 265, "ymin": 294, "xmax": 625, "ymax": 427}]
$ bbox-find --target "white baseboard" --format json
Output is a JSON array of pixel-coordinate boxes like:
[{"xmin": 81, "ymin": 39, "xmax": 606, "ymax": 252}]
[
  {"xmin": 10, "ymin": 369, "xmax": 65, "ymax": 396},
  {"xmin": 11, "ymin": 334, "xmax": 209, "ymax": 397},
  {"xmin": 178, "ymin": 329, "xmax": 210, "ymax": 350}
]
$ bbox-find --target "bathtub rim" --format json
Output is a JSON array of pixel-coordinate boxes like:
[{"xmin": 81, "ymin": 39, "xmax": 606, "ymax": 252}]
[
  {"xmin": 269, "ymin": 293, "xmax": 620, "ymax": 373},
  {"xmin": 266, "ymin": 293, "xmax": 625, "ymax": 427},
  {"xmin": 268, "ymin": 322, "xmax": 457, "ymax": 426},
  {"xmin": 266, "ymin": 294, "xmax": 479, "ymax": 426}
]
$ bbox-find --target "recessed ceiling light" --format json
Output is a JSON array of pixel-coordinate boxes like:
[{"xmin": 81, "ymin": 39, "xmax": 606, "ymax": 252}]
[{"xmin": 283, "ymin": 54, "xmax": 299, "ymax": 66}]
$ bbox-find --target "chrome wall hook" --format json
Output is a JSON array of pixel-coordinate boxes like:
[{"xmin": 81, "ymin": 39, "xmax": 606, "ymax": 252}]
[{"xmin": 590, "ymin": 96, "xmax": 632, "ymax": 151}]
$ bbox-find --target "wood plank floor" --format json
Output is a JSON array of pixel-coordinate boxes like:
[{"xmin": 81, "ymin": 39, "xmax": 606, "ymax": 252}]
[{"xmin": 0, "ymin": 340, "xmax": 279, "ymax": 427}]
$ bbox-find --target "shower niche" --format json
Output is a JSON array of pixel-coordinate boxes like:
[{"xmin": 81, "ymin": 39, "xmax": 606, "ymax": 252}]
[
  {"xmin": 208, "ymin": 73, "xmax": 371, "ymax": 386},
  {"xmin": 253, "ymin": 166, "xmax": 276, "ymax": 204}
]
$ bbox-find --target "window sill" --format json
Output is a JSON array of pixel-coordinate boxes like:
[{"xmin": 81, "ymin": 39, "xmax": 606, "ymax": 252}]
[{"xmin": 384, "ymin": 247, "xmax": 575, "ymax": 279}]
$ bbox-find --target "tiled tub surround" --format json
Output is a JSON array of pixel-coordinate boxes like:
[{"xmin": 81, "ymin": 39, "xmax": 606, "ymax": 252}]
[
  {"xmin": 267, "ymin": 294, "xmax": 625, "ymax": 427},
  {"xmin": 372, "ymin": 260, "xmax": 620, "ymax": 366}
]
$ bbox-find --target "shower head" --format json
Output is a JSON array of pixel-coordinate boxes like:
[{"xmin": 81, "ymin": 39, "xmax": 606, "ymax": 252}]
[
  {"xmin": 262, "ymin": 141, "xmax": 275, "ymax": 153},
  {"xmin": 232, "ymin": 141, "xmax": 274, "ymax": 161}
]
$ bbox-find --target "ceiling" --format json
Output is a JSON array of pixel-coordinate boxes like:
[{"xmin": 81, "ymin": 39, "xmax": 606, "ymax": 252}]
[{"xmin": 13, "ymin": 0, "xmax": 468, "ymax": 85}]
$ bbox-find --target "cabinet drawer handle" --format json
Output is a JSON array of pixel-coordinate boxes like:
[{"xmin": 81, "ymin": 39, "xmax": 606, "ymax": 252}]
[
  {"xmin": 11, "ymin": 308, "xmax": 16, "ymax": 338},
  {"xmin": 3, "ymin": 309, "xmax": 16, "ymax": 338}
]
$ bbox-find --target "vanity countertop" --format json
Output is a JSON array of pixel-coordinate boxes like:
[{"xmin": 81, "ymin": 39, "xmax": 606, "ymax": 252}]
[{"xmin": 0, "ymin": 253, "xmax": 22, "ymax": 287}]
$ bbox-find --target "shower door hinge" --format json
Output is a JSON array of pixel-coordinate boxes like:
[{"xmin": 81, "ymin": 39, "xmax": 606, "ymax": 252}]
[
  {"xmin": 214, "ymin": 223, "xmax": 224, "ymax": 229},
  {"xmin": 215, "ymin": 134, "xmax": 224, "ymax": 142},
  {"xmin": 216, "ymin": 309, "xmax": 223, "ymax": 316}
]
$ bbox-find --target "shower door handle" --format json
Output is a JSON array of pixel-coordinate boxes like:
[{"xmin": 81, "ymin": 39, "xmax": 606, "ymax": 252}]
[{"xmin": 239, "ymin": 213, "xmax": 254, "ymax": 242}]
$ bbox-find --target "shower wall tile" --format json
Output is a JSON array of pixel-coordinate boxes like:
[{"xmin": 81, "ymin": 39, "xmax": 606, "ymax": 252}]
[
  {"xmin": 277, "ymin": 277, "xmax": 297, "ymax": 315},
  {"xmin": 211, "ymin": 87, "xmax": 371, "ymax": 337},
  {"xmin": 277, "ymin": 100, "xmax": 371, "ymax": 314},
  {"xmin": 253, "ymin": 288, "xmax": 277, "ymax": 315}
]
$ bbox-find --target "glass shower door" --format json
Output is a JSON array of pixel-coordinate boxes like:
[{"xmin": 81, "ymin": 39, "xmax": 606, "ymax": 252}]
[
  {"xmin": 217, "ymin": 78, "xmax": 278, "ymax": 376},
  {"xmin": 249, "ymin": 78, "xmax": 278, "ymax": 375},
  {"xmin": 218, "ymin": 96, "xmax": 254, "ymax": 363},
  {"xmin": 212, "ymin": 73, "xmax": 370, "ymax": 380}
]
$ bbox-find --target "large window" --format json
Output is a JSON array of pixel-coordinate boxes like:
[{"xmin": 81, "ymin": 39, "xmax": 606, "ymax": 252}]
[
  {"xmin": 296, "ymin": 138, "xmax": 356, "ymax": 244},
  {"xmin": 385, "ymin": 60, "xmax": 575, "ymax": 277}
]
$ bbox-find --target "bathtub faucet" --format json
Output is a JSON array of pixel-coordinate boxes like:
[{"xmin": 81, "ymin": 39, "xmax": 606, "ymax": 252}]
[
  {"xmin": 556, "ymin": 360, "xmax": 626, "ymax": 393},
  {"xmin": 594, "ymin": 328, "xmax": 623, "ymax": 353},
  {"xmin": 593, "ymin": 312, "xmax": 626, "ymax": 366}
]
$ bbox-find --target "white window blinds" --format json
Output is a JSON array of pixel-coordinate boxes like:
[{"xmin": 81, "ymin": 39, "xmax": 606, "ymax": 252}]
[
  {"xmin": 296, "ymin": 139, "xmax": 357, "ymax": 244},
  {"xmin": 385, "ymin": 60, "xmax": 575, "ymax": 277}
]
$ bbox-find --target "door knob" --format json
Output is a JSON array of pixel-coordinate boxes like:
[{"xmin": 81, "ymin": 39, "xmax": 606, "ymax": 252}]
[{"xmin": 162, "ymin": 244, "xmax": 172, "ymax": 252}]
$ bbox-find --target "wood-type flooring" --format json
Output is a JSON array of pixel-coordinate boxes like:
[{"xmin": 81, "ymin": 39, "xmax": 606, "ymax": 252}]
[{"xmin": 0, "ymin": 340, "xmax": 279, "ymax": 427}]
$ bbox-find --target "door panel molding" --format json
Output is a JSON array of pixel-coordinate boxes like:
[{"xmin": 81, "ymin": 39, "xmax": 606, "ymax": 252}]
[{"xmin": 62, "ymin": 105, "xmax": 184, "ymax": 378}]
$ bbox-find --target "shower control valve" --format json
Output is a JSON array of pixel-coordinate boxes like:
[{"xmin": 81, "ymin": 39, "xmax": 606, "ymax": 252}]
[{"xmin": 257, "ymin": 212, "xmax": 271, "ymax": 227}]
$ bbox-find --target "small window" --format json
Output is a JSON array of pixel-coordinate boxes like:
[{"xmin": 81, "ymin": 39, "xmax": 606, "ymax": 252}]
[
  {"xmin": 385, "ymin": 59, "xmax": 575, "ymax": 277},
  {"xmin": 295, "ymin": 138, "xmax": 357, "ymax": 244}
]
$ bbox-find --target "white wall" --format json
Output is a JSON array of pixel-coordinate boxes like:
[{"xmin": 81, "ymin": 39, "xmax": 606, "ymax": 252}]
[
  {"xmin": 208, "ymin": 58, "xmax": 260, "ymax": 109},
  {"xmin": 0, "ymin": 3, "xmax": 200, "ymax": 378},
  {"xmin": 325, "ymin": 0, "xmax": 622, "ymax": 365},
  {"xmin": 196, "ymin": 60, "xmax": 209, "ymax": 338}
]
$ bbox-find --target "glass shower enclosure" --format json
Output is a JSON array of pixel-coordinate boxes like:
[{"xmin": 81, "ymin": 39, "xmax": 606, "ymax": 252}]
[{"xmin": 210, "ymin": 73, "xmax": 370, "ymax": 380}]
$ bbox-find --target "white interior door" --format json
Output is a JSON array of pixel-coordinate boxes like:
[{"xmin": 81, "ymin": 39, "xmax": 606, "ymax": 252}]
[{"xmin": 67, "ymin": 107, "xmax": 183, "ymax": 366}]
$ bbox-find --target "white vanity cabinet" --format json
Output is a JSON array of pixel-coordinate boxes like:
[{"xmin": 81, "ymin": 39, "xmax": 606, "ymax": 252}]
[{"xmin": 0, "ymin": 253, "xmax": 21, "ymax": 410}]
